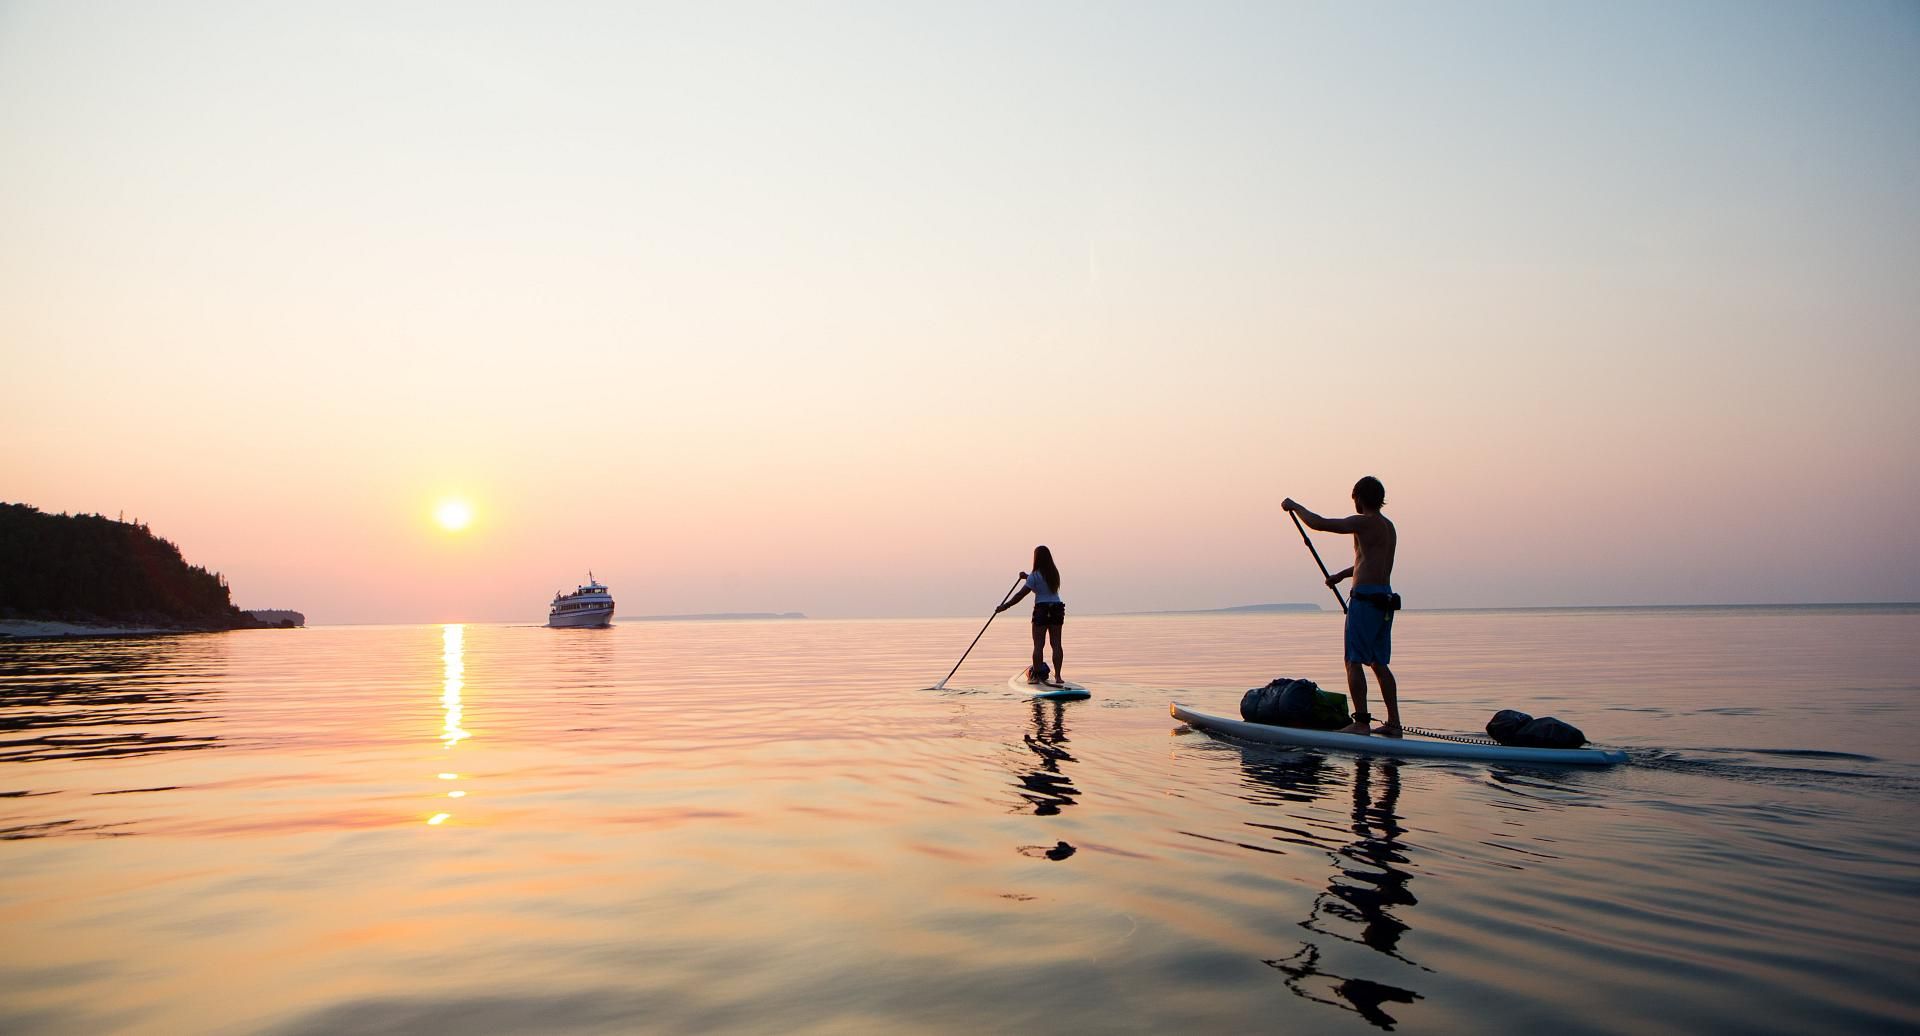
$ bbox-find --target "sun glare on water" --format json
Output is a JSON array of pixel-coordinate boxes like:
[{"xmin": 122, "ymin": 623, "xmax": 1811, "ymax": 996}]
[{"xmin": 435, "ymin": 499, "xmax": 473, "ymax": 532}]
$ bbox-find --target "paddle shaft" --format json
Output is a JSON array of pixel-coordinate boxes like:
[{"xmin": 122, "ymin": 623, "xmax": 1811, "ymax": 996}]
[
  {"xmin": 1289, "ymin": 510, "xmax": 1349, "ymax": 615},
  {"xmin": 934, "ymin": 576, "xmax": 1025, "ymax": 689}
]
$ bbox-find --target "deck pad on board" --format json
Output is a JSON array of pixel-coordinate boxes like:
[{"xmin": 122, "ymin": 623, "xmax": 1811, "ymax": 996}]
[{"xmin": 1012, "ymin": 672, "xmax": 1091, "ymax": 700}]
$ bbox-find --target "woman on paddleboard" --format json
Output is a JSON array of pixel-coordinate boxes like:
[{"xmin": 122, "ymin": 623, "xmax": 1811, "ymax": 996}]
[{"xmin": 997, "ymin": 546, "xmax": 1065, "ymax": 685}]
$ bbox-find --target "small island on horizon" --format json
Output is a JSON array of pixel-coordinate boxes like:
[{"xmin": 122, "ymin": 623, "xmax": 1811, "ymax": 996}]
[
  {"xmin": 616, "ymin": 612, "xmax": 808, "ymax": 622},
  {"xmin": 1117, "ymin": 602, "xmax": 1326, "ymax": 616}
]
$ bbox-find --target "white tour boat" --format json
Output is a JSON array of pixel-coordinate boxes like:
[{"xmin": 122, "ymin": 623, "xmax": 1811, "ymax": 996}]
[{"xmin": 548, "ymin": 573, "xmax": 615, "ymax": 628}]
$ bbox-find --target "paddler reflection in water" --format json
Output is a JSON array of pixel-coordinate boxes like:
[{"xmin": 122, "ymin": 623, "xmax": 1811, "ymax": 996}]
[
  {"xmin": 1257, "ymin": 754, "xmax": 1424, "ymax": 1029},
  {"xmin": 1283, "ymin": 477, "xmax": 1403, "ymax": 737},
  {"xmin": 996, "ymin": 545, "xmax": 1065, "ymax": 686},
  {"xmin": 1010, "ymin": 701, "xmax": 1079, "ymax": 862}
]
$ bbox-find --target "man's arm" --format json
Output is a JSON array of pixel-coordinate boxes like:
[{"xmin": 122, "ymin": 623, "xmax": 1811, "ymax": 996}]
[
  {"xmin": 1326, "ymin": 566, "xmax": 1354, "ymax": 587},
  {"xmin": 1282, "ymin": 499, "xmax": 1364, "ymax": 533}
]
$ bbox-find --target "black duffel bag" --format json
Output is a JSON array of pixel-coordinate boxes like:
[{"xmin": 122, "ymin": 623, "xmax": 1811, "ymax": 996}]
[
  {"xmin": 1243, "ymin": 678, "xmax": 1312, "ymax": 726},
  {"xmin": 1486, "ymin": 709, "xmax": 1589, "ymax": 749},
  {"xmin": 1242, "ymin": 678, "xmax": 1350, "ymax": 730}
]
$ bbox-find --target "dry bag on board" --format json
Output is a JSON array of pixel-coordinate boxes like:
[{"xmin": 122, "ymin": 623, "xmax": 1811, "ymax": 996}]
[
  {"xmin": 1241, "ymin": 679, "xmax": 1351, "ymax": 730},
  {"xmin": 1486, "ymin": 709, "xmax": 1589, "ymax": 749},
  {"xmin": 1309, "ymin": 688, "xmax": 1352, "ymax": 729}
]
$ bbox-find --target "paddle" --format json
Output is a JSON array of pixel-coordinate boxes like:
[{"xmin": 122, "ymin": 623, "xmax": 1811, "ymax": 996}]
[
  {"xmin": 1288, "ymin": 510, "xmax": 1349, "ymax": 615},
  {"xmin": 929, "ymin": 575, "xmax": 1026, "ymax": 690}
]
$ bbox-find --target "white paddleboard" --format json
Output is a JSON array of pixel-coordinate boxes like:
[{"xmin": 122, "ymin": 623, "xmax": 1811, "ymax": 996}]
[
  {"xmin": 1171, "ymin": 703, "xmax": 1626, "ymax": 766},
  {"xmin": 1012, "ymin": 671, "xmax": 1091, "ymax": 700}
]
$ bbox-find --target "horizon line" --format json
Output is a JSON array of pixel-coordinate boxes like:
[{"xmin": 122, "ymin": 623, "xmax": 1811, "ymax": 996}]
[{"xmin": 296, "ymin": 600, "xmax": 1920, "ymax": 626}]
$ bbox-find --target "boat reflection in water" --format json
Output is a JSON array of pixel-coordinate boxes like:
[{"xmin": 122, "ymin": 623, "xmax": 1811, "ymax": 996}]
[{"xmin": 1237, "ymin": 751, "xmax": 1425, "ymax": 1030}]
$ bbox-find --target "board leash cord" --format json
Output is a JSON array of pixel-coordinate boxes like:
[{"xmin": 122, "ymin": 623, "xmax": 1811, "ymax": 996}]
[{"xmin": 1399, "ymin": 725, "xmax": 1501, "ymax": 746}]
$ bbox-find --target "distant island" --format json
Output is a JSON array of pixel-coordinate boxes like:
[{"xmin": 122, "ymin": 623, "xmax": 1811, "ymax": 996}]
[
  {"xmin": 616, "ymin": 612, "xmax": 807, "ymax": 622},
  {"xmin": 0, "ymin": 502, "xmax": 299, "ymax": 637},
  {"xmin": 1118, "ymin": 602, "xmax": 1325, "ymax": 616}
]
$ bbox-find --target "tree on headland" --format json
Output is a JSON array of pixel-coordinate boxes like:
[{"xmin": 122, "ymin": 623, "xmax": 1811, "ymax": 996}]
[{"xmin": 0, "ymin": 503, "xmax": 257, "ymax": 628}]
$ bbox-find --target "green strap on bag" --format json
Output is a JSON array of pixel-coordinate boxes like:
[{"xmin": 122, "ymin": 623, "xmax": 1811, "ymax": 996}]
[{"xmin": 1310, "ymin": 689, "xmax": 1352, "ymax": 730}]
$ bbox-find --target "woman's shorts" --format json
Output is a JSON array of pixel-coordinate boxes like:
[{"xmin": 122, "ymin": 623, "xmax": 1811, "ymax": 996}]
[{"xmin": 1032, "ymin": 602, "xmax": 1065, "ymax": 627}]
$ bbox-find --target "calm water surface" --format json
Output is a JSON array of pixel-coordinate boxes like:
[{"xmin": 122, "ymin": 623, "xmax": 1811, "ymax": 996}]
[{"xmin": 2, "ymin": 610, "xmax": 1917, "ymax": 1034}]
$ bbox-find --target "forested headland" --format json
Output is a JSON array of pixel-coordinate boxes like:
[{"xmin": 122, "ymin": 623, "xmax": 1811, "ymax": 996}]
[{"xmin": 0, "ymin": 502, "xmax": 267, "ymax": 630}]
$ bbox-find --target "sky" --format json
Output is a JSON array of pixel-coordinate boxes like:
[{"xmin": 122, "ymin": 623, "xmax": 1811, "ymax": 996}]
[{"xmin": 2, "ymin": 1, "xmax": 1917, "ymax": 622}]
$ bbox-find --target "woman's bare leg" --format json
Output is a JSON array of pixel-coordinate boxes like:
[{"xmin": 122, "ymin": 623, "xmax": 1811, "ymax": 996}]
[
  {"xmin": 1048, "ymin": 623, "xmax": 1064, "ymax": 682},
  {"xmin": 1030, "ymin": 622, "xmax": 1046, "ymax": 680}
]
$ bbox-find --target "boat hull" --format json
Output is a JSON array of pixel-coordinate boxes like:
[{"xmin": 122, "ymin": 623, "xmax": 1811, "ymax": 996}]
[{"xmin": 547, "ymin": 606, "xmax": 614, "ymax": 628}]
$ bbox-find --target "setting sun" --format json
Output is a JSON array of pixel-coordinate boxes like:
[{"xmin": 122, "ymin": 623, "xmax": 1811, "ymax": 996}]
[{"xmin": 434, "ymin": 499, "xmax": 473, "ymax": 532}]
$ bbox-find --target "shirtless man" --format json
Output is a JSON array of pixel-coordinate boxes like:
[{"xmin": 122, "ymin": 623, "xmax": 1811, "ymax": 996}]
[{"xmin": 1283, "ymin": 477, "xmax": 1401, "ymax": 736}]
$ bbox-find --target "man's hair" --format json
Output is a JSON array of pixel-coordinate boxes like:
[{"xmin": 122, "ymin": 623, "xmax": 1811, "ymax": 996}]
[{"xmin": 1352, "ymin": 476, "xmax": 1386, "ymax": 512}]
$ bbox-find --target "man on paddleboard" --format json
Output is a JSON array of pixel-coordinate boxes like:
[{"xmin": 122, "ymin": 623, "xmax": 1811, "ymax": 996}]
[{"xmin": 1283, "ymin": 477, "xmax": 1402, "ymax": 736}]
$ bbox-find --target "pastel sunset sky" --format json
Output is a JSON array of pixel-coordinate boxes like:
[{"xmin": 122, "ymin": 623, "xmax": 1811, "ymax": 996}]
[{"xmin": 4, "ymin": 2, "xmax": 1916, "ymax": 622}]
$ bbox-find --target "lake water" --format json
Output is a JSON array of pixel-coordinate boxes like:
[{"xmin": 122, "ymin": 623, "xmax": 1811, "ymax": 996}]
[{"xmin": 2, "ymin": 609, "xmax": 1917, "ymax": 1034}]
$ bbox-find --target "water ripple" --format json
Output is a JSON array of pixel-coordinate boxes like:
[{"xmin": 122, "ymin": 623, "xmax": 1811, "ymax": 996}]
[{"xmin": 0, "ymin": 613, "xmax": 1915, "ymax": 1034}]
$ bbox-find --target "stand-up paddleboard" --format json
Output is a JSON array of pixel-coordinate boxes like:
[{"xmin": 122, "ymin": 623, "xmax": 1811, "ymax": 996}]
[
  {"xmin": 1170, "ymin": 703, "xmax": 1627, "ymax": 766},
  {"xmin": 1013, "ymin": 671, "xmax": 1091, "ymax": 700}
]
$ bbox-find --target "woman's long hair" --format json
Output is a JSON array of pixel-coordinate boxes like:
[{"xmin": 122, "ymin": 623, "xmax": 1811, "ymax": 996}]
[{"xmin": 1032, "ymin": 545, "xmax": 1060, "ymax": 593}]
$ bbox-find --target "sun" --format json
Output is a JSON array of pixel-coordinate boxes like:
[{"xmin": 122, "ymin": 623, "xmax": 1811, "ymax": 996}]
[{"xmin": 434, "ymin": 499, "xmax": 474, "ymax": 532}]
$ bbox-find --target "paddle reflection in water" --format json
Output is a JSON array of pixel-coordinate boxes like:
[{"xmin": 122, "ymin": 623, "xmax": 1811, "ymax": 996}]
[
  {"xmin": 1236, "ymin": 751, "xmax": 1426, "ymax": 1030},
  {"xmin": 1011, "ymin": 698, "xmax": 1079, "ymax": 860}
]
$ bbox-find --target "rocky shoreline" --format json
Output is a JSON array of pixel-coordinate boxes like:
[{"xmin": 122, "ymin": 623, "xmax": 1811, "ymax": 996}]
[
  {"xmin": 0, "ymin": 611, "xmax": 302, "ymax": 641},
  {"xmin": 0, "ymin": 616, "xmax": 302, "ymax": 640},
  {"xmin": 0, "ymin": 619, "xmax": 218, "ymax": 640}
]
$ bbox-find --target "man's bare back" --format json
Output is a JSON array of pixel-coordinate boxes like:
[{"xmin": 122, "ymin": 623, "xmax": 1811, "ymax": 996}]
[{"xmin": 1350, "ymin": 511, "xmax": 1395, "ymax": 587}]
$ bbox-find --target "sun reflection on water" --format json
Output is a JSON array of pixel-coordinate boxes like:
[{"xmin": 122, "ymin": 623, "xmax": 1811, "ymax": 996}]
[
  {"xmin": 441, "ymin": 625, "xmax": 468, "ymax": 749},
  {"xmin": 431, "ymin": 624, "xmax": 468, "ymax": 825}
]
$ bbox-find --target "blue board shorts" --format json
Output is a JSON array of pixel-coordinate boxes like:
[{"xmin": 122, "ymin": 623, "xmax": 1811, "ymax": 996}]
[{"xmin": 1345, "ymin": 584, "xmax": 1394, "ymax": 665}]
